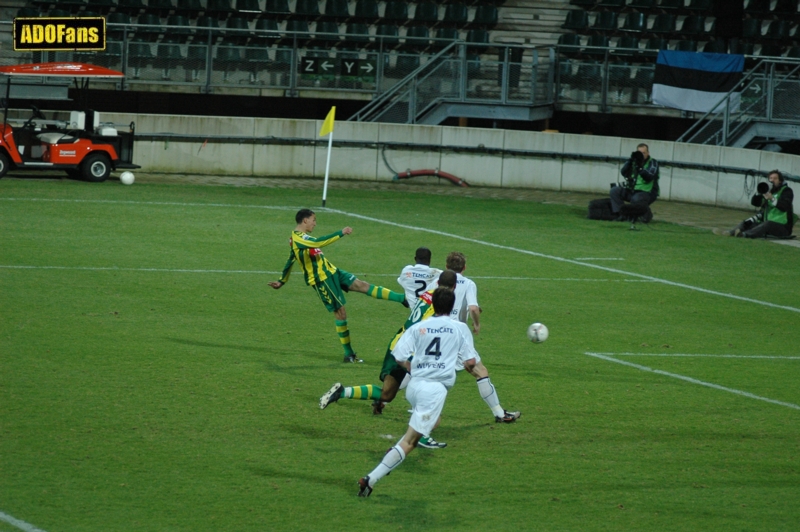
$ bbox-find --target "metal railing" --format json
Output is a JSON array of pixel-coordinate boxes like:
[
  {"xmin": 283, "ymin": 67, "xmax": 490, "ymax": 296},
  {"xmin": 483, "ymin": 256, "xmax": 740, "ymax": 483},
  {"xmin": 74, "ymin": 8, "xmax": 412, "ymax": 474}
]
[{"xmin": 677, "ymin": 57, "xmax": 800, "ymax": 146}]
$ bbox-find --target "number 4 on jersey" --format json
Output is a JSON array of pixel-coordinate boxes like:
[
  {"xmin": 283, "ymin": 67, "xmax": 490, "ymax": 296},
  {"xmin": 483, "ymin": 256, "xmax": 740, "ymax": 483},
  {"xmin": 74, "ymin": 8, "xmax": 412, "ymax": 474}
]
[{"xmin": 425, "ymin": 337, "xmax": 442, "ymax": 360}]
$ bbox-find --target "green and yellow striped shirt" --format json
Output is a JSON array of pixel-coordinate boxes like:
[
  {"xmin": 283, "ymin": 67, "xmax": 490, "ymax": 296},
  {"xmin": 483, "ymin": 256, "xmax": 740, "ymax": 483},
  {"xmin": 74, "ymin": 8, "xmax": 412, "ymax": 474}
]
[{"xmin": 279, "ymin": 230, "xmax": 344, "ymax": 286}]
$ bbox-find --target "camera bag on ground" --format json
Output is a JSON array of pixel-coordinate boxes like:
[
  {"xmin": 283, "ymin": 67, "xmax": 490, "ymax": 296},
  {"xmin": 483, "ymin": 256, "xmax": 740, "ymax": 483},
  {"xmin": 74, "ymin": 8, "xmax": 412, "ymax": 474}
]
[{"xmin": 587, "ymin": 198, "xmax": 615, "ymax": 220}]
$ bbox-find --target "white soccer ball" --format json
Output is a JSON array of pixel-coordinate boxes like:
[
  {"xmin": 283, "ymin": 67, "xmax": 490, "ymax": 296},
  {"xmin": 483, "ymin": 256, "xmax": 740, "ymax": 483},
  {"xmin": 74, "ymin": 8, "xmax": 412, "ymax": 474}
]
[
  {"xmin": 527, "ymin": 322, "xmax": 548, "ymax": 343},
  {"xmin": 120, "ymin": 171, "xmax": 135, "ymax": 185}
]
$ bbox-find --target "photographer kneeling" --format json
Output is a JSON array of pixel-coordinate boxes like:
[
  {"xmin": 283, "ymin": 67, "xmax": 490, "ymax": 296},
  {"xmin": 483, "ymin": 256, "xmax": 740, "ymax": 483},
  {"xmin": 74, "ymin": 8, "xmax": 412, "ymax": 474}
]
[
  {"xmin": 718, "ymin": 170, "xmax": 795, "ymax": 239},
  {"xmin": 611, "ymin": 143, "xmax": 659, "ymax": 222}
]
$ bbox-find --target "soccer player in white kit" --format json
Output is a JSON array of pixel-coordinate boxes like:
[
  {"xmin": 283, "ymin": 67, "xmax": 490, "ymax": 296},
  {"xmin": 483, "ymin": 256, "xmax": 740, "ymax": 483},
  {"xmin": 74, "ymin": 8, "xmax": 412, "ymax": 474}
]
[
  {"xmin": 442, "ymin": 251, "xmax": 520, "ymax": 423},
  {"xmin": 358, "ymin": 288, "xmax": 476, "ymax": 497},
  {"xmin": 396, "ymin": 247, "xmax": 442, "ymax": 307}
]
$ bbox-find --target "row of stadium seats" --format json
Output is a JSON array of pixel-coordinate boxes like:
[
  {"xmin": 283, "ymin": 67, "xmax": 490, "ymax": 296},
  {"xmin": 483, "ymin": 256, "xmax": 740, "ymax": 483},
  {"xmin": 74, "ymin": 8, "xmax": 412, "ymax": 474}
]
[
  {"xmin": 562, "ymin": 10, "xmax": 797, "ymax": 41},
  {"xmin": 558, "ymin": 33, "xmax": 800, "ymax": 59},
  {"xmin": 93, "ymin": 12, "xmax": 491, "ymax": 51},
  {"xmin": 569, "ymin": 0, "xmax": 799, "ymax": 17},
  {"xmin": 22, "ymin": 0, "xmax": 500, "ymax": 29}
]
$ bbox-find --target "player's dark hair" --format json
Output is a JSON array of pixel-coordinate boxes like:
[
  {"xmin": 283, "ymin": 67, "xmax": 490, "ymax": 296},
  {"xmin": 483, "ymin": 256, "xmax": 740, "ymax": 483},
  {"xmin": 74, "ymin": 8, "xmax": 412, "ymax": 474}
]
[
  {"xmin": 769, "ymin": 169, "xmax": 784, "ymax": 182},
  {"xmin": 445, "ymin": 251, "xmax": 466, "ymax": 272},
  {"xmin": 295, "ymin": 208, "xmax": 315, "ymax": 224},
  {"xmin": 432, "ymin": 287, "xmax": 456, "ymax": 316},
  {"xmin": 415, "ymin": 247, "xmax": 432, "ymax": 265},
  {"xmin": 637, "ymin": 143, "xmax": 649, "ymax": 151},
  {"xmin": 437, "ymin": 270, "xmax": 457, "ymax": 289}
]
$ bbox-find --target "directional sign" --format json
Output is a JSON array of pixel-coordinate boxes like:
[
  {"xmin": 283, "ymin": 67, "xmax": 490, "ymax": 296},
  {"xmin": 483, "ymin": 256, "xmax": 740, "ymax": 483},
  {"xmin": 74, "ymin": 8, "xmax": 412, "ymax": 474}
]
[{"xmin": 339, "ymin": 59, "xmax": 376, "ymax": 79}]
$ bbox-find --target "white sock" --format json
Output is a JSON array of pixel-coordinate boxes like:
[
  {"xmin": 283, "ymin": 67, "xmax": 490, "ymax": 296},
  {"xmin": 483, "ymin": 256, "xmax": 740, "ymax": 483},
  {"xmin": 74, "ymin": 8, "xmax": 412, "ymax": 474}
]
[
  {"xmin": 367, "ymin": 445, "xmax": 406, "ymax": 486},
  {"xmin": 477, "ymin": 377, "xmax": 505, "ymax": 418}
]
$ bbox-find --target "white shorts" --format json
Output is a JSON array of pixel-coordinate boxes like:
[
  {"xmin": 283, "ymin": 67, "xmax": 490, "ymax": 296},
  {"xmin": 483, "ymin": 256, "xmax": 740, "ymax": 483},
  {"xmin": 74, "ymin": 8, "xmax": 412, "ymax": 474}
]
[
  {"xmin": 406, "ymin": 378, "xmax": 448, "ymax": 436},
  {"xmin": 456, "ymin": 346, "xmax": 481, "ymax": 371}
]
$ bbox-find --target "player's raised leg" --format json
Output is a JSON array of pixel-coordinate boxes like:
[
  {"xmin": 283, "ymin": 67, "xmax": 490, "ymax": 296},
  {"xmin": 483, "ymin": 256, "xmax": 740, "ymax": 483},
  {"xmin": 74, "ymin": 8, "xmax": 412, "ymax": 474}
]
[
  {"xmin": 319, "ymin": 383, "xmax": 382, "ymax": 409},
  {"xmin": 348, "ymin": 277, "xmax": 408, "ymax": 306}
]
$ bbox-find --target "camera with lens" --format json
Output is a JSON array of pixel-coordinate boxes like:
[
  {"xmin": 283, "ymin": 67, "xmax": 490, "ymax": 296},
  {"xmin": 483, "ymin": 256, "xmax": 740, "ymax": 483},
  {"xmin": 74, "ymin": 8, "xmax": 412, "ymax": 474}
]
[{"xmin": 757, "ymin": 182, "xmax": 770, "ymax": 195}]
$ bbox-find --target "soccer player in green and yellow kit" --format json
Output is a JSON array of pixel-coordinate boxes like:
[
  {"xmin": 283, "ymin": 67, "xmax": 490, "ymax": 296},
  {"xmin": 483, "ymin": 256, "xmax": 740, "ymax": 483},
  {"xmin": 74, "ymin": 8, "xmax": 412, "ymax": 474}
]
[{"xmin": 269, "ymin": 208, "xmax": 407, "ymax": 363}]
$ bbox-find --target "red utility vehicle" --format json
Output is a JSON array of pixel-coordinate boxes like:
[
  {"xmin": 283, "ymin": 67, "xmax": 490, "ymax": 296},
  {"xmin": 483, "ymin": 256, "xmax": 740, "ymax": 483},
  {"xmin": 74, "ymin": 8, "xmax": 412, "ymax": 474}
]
[{"xmin": 0, "ymin": 62, "xmax": 139, "ymax": 182}]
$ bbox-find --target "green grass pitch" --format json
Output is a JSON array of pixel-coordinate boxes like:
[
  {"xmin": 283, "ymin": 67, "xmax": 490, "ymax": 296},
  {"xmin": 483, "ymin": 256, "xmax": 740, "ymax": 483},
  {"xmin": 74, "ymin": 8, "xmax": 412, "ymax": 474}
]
[{"xmin": 1, "ymin": 178, "xmax": 799, "ymax": 531}]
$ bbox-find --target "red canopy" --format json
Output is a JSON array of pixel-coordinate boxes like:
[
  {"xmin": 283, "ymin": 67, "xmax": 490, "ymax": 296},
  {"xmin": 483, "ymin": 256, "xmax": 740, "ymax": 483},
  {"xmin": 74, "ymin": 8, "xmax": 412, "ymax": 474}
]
[{"xmin": 0, "ymin": 62, "xmax": 124, "ymax": 78}]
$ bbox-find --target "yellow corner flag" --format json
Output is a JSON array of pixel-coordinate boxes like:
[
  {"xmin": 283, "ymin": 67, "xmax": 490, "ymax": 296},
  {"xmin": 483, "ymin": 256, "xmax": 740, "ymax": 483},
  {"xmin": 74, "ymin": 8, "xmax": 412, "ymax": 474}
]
[{"xmin": 319, "ymin": 106, "xmax": 336, "ymax": 137}]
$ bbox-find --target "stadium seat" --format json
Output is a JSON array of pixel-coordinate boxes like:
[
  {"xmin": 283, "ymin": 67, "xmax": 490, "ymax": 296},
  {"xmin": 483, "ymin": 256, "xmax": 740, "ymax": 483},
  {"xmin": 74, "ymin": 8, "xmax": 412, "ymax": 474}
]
[
  {"xmin": 633, "ymin": 65, "xmax": 654, "ymax": 102},
  {"xmin": 353, "ymin": 0, "xmax": 379, "ymax": 23},
  {"xmin": 97, "ymin": 41, "xmax": 123, "ymax": 68},
  {"xmin": 135, "ymin": 13, "xmax": 164, "ymax": 42},
  {"xmin": 608, "ymin": 61, "xmax": 631, "ymax": 88},
  {"xmin": 679, "ymin": 15, "xmax": 706, "ymax": 36},
  {"xmin": 413, "ymin": 2, "xmax": 439, "ymax": 25},
  {"xmin": 729, "ymin": 41, "xmax": 754, "ymax": 55},
  {"xmin": 745, "ymin": 0, "xmax": 770, "ymax": 15},
  {"xmin": 186, "ymin": 43, "xmax": 208, "ymax": 80},
  {"xmin": 614, "ymin": 36, "xmax": 641, "ymax": 58},
  {"xmin": 742, "ymin": 19, "xmax": 763, "ymax": 39},
  {"xmin": 315, "ymin": 20, "xmax": 341, "ymax": 46},
  {"xmin": 324, "ymin": 0, "xmax": 350, "ymax": 21},
  {"xmin": 286, "ymin": 19, "xmax": 311, "ymax": 45},
  {"xmin": 214, "ymin": 43, "xmax": 242, "ymax": 81},
  {"xmin": 562, "ymin": 9, "xmax": 590, "ymax": 31},
  {"xmin": 772, "ymin": 0, "xmax": 798, "ymax": 15},
  {"xmin": 244, "ymin": 44, "xmax": 271, "ymax": 82},
  {"xmin": 206, "ymin": 0, "xmax": 234, "ymax": 19},
  {"xmin": 570, "ymin": 0, "xmax": 595, "ymax": 5},
  {"xmin": 107, "ymin": 12, "xmax": 132, "ymax": 40},
  {"xmin": 148, "ymin": 0, "xmax": 174, "ymax": 17},
  {"xmin": 223, "ymin": 16, "xmax": 251, "ymax": 45},
  {"xmin": 629, "ymin": 0, "xmax": 656, "ymax": 9},
  {"xmin": 165, "ymin": 14, "xmax": 193, "ymax": 42},
  {"xmin": 597, "ymin": 0, "xmax": 625, "ymax": 8},
  {"xmin": 703, "ymin": 39, "xmax": 728, "ymax": 53},
  {"xmin": 16, "ymin": 7, "xmax": 40, "ymax": 17},
  {"xmin": 53, "ymin": 0, "xmax": 86, "ymax": 14},
  {"xmin": 342, "ymin": 22, "xmax": 371, "ymax": 49},
  {"xmin": 658, "ymin": 0, "xmax": 684, "ymax": 10},
  {"xmin": 687, "ymin": 0, "xmax": 713, "ymax": 13},
  {"xmin": 156, "ymin": 39, "xmax": 184, "ymax": 79},
  {"xmin": 765, "ymin": 20, "xmax": 792, "ymax": 41},
  {"xmin": 85, "ymin": 0, "xmax": 115, "ymax": 14},
  {"xmin": 116, "ymin": 0, "xmax": 145, "ymax": 14},
  {"xmin": 376, "ymin": 24, "xmax": 400, "ymax": 50},
  {"xmin": 253, "ymin": 18, "xmax": 280, "ymax": 45},
  {"xmin": 472, "ymin": 5, "xmax": 499, "ymax": 29},
  {"xmin": 650, "ymin": 13, "xmax": 676, "ymax": 35},
  {"xmin": 48, "ymin": 8, "xmax": 72, "ymax": 16},
  {"xmin": 674, "ymin": 39, "xmax": 697, "ymax": 52},
  {"xmin": 236, "ymin": 0, "xmax": 263, "ymax": 19},
  {"xmin": 644, "ymin": 36, "xmax": 669, "ymax": 56},
  {"xmin": 558, "ymin": 33, "xmax": 583, "ymax": 57},
  {"xmin": 576, "ymin": 61, "xmax": 603, "ymax": 90},
  {"xmin": 758, "ymin": 44, "xmax": 784, "ymax": 57},
  {"xmin": 433, "ymin": 27, "xmax": 460, "ymax": 49},
  {"xmin": 403, "ymin": 25, "xmax": 430, "ymax": 51},
  {"xmin": 383, "ymin": 1, "xmax": 409, "ymax": 23},
  {"xmin": 128, "ymin": 40, "xmax": 153, "ymax": 77},
  {"xmin": 442, "ymin": 2, "xmax": 469, "ymax": 28},
  {"xmin": 265, "ymin": 0, "xmax": 290, "ymax": 17},
  {"xmin": 195, "ymin": 16, "xmax": 223, "ymax": 44},
  {"xmin": 175, "ymin": 0, "xmax": 202, "ymax": 18},
  {"xmin": 585, "ymin": 34, "xmax": 610, "ymax": 57},
  {"xmin": 787, "ymin": 45, "xmax": 800, "ymax": 58},
  {"xmin": 294, "ymin": 0, "xmax": 320, "ymax": 20},
  {"xmin": 621, "ymin": 12, "xmax": 647, "ymax": 33},
  {"xmin": 395, "ymin": 54, "xmax": 421, "ymax": 74},
  {"xmin": 558, "ymin": 60, "xmax": 576, "ymax": 88},
  {"xmin": 592, "ymin": 11, "xmax": 619, "ymax": 33}
]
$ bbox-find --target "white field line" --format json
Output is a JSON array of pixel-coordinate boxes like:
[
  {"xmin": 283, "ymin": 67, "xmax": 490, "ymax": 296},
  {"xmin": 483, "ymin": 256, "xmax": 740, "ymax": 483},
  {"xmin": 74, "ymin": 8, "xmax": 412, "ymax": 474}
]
[
  {"xmin": 573, "ymin": 258, "xmax": 625, "ymax": 261},
  {"xmin": 3, "ymin": 198, "xmax": 798, "ymax": 313},
  {"xmin": 596, "ymin": 352, "xmax": 800, "ymax": 360},
  {"xmin": 0, "ymin": 265, "xmax": 653, "ymax": 282},
  {"xmin": 324, "ymin": 207, "xmax": 800, "ymax": 315},
  {"xmin": 585, "ymin": 352, "xmax": 800, "ymax": 411},
  {"xmin": 0, "ymin": 511, "xmax": 47, "ymax": 532}
]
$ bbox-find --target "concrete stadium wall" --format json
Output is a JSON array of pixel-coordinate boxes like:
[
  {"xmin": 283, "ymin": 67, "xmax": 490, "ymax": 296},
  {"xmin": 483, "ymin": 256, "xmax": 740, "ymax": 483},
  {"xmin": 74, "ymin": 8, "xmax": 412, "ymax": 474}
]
[{"xmin": 102, "ymin": 112, "xmax": 800, "ymax": 211}]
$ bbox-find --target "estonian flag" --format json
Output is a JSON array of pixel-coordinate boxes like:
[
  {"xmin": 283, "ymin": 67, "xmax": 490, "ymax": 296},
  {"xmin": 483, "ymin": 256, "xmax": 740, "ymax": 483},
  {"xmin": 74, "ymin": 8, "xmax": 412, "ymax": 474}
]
[{"xmin": 652, "ymin": 51, "xmax": 744, "ymax": 113}]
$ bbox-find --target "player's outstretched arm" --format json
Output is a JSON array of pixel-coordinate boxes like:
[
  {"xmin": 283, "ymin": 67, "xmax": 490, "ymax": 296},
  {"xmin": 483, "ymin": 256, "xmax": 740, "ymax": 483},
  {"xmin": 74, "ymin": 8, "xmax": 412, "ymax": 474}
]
[{"xmin": 342, "ymin": 226, "xmax": 352, "ymax": 235}]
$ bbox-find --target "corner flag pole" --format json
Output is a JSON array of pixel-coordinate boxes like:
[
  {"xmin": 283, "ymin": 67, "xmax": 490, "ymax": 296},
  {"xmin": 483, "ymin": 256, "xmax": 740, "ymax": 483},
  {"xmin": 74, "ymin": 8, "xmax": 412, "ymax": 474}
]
[{"xmin": 319, "ymin": 106, "xmax": 336, "ymax": 208}]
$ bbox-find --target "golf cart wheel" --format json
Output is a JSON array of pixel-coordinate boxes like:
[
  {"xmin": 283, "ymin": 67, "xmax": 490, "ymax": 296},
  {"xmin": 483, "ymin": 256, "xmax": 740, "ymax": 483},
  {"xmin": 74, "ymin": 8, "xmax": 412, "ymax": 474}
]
[
  {"xmin": 0, "ymin": 151, "xmax": 9, "ymax": 178},
  {"xmin": 81, "ymin": 153, "xmax": 111, "ymax": 182}
]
